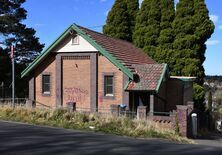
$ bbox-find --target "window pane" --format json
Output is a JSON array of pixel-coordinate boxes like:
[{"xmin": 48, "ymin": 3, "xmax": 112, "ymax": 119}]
[
  {"xmin": 43, "ymin": 75, "xmax": 50, "ymax": 83},
  {"xmin": 43, "ymin": 75, "xmax": 50, "ymax": 94},
  {"xmin": 104, "ymin": 75, "xmax": 113, "ymax": 96},
  {"xmin": 106, "ymin": 76, "xmax": 113, "ymax": 85},
  {"xmin": 106, "ymin": 86, "xmax": 113, "ymax": 94},
  {"xmin": 44, "ymin": 84, "xmax": 50, "ymax": 92}
]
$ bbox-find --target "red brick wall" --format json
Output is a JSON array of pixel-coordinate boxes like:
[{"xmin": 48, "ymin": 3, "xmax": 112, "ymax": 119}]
[
  {"xmin": 34, "ymin": 53, "xmax": 125, "ymax": 111},
  {"xmin": 98, "ymin": 55, "xmax": 124, "ymax": 111},
  {"xmin": 34, "ymin": 55, "xmax": 56, "ymax": 108},
  {"xmin": 62, "ymin": 57, "xmax": 91, "ymax": 109}
]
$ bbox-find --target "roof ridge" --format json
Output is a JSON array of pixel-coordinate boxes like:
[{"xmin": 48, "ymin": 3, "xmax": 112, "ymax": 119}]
[{"xmin": 76, "ymin": 25, "xmax": 142, "ymax": 48}]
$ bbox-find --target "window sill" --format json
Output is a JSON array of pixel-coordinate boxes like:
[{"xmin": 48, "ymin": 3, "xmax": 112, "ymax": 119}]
[
  {"xmin": 42, "ymin": 92, "xmax": 51, "ymax": 96},
  {"xmin": 104, "ymin": 95, "xmax": 115, "ymax": 100}
]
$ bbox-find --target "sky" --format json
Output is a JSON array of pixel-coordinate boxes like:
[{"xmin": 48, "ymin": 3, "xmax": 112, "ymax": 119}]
[{"xmin": 22, "ymin": 0, "xmax": 222, "ymax": 75}]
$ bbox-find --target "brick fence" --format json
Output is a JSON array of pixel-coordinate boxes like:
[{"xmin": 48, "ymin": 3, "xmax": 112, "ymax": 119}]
[
  {"xmin": 137, "ymin": 102, "xmax": 194, "ymax": 137},
  {"xmin": 29, "ymin": 99, "xmax": 194, "ymax": 137}
]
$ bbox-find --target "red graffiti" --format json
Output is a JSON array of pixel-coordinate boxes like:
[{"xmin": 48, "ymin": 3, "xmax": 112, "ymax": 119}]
[{"xmin": 64, "ymin": 87, "xmax": 88, "ymax": 103}]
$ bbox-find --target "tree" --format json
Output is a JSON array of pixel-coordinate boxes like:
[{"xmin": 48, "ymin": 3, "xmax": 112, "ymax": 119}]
[
  {"xmin": 172, "ymin": 0, "xmax": 214, "ymax": 81},
  {"xmin": 0, "ymin": 0, "xmax": 44, "ymax": 97},
  {"xmin": 172, "ymin": 0, "xmax": 214, "ymax": 110},
  {"xmin": 0, "ymin": 0, "xmax": 44, "ymax": 65},
  {"xmin": 193, "ymin": 0, "xmax": 215, "ymax": 84},
  {"xmin": 207, "ymin": 91, "xmax": 213, "ymax": 130},
  {"xmin": 193, "ymin": 83, "xmax": 206, "ymax": 111},
  {"xmin": 208, "ymin": 91, "xmax": 212, "ymax": 112},
  {"xmin": 154, "ymin": 0, "xmax": 175, "ymax": 70},
  {"xmin": 172, "ymin": 0, "xmax": 196, "ymax": 76},
  {"xmin": 103, "ymin": 0, "xmax": 138, "ymax": 42},
  {"xmin": 125, "ymin": 0, "xmax": 139, "ymax": 41},
  {"xmin": 133, "ymin": 0, "xmax": 161, "ymax": 58}
]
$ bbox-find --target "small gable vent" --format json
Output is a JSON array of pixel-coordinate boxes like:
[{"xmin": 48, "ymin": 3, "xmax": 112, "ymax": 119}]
[{"xmin": 72, "ymin": 35, "xmax": 79, "ymax": 45}]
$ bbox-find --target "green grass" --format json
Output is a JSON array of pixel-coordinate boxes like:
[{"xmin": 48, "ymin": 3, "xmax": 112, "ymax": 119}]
[{"xmin": 0, "ymin": 106, "xmax": 194, "ymax": 144}]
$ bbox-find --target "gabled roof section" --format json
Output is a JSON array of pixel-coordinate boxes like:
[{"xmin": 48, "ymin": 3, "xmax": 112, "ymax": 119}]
[
  {"xmin": 21, "ymin": 24, "xmax": 74, "ymax": 78},
  {"xmin": 126, "ymin": 64, "xmax": 168, "ymax": 93},
  {"xmin": 21, "ymin": 23, "xmax": 156, "ymax": 79},
  {"xmin": 77, "ymin": 25, "xmax": 156, "ymax": 73}
]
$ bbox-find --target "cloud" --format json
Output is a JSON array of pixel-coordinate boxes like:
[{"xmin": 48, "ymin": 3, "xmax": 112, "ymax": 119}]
[
  {"xmin": 34, "ymin": 24, "xmax": 45, "ymax": 27},
  {"xmin": 210, "ymin": 15, "xmax": 219, "ymax": 23},
  {"xmin": 206, "ymin": 40, "xmax": 220, "ymax": 46},
  {"xmin": 219, "ymin": 25, "xmax": 222, "ymax": 30}
]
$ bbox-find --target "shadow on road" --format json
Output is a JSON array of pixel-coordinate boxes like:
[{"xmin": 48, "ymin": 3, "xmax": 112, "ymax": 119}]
[{"xmin": 0, "ymin": 121, "xmax": 221, "ymax": 155}]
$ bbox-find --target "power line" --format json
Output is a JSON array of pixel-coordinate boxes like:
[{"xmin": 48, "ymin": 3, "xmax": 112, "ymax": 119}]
[{"xmin": 86, "ymin": 25, "xmax": 104, "ymax": 29}]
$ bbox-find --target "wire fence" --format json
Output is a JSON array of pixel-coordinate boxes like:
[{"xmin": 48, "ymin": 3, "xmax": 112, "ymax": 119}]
[
  {"xmin": 0, "ymin": 98, "xmax": 171, "ymax": 120},
  {"xmin": 0, "ymin": 87, "xmax": 12, "ymax": 99},
  {"xmin": 0, "ymin": 98, "xmax": 27, "ymax": 107}
]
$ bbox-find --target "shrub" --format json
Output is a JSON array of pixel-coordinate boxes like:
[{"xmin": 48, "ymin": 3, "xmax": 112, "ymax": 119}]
[{"xmin": 0, "ymin": 106, "xmax": 194, "ymax": 144}]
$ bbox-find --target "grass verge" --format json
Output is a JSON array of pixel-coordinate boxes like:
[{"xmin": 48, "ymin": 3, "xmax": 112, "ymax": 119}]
[{"xmin": 0, "ymin": 107, "xmax": 194, "ymax": 144}]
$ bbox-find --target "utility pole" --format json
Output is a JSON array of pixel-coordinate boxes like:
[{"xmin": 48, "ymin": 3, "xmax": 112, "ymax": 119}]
[{"xmin": 11, "ymin": 46, "xmax": 15, "ymax": 109}]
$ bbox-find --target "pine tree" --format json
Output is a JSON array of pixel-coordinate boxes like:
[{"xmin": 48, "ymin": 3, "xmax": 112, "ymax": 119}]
[
  {"xmin": 172, "ymin": 0, "xmax": 214, "ymax": 110},
  {"xmin": 125, "ymin": 0, "xmax": 139, "ymax": 41},
  {"xmin": 133, "ymin": 0, "xmax": 161, "ymax": 58},
  {"xmin": 172, "ymin": 0, "xmax": 196, "ymax": 76},
  {"xmin": 193, "ymin": 0, "xmax": 214, "ymax": 84},
  {"xmin": 155, "ymin": 0, "xmax": 175, "ymax": 69},
  {"xmin": 103, "ymin": 0, "xmax": 131, "ymax": 41},
  {"xmin": 0, "ymin": 0, "xmax": 44, "ymax": 65},
  {"xmin": 0, "ymin": 0, "xmax": 44, "ymax": 97}
]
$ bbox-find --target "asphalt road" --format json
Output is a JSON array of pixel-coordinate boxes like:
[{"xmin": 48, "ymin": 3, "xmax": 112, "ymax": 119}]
[{"xmin": 0, "ymin": 120, "xmax": 221, "ymax": 155}]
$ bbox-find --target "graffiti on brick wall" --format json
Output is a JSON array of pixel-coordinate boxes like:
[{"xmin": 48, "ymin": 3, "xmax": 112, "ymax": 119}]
[{"xmin": 64, "ymin": 87, "xmax": 88, "ymax": 103}]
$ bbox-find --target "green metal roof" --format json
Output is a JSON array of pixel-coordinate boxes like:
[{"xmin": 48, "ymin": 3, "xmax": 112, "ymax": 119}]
[{"xmin": 21, "ymin": 24, "xmax": 134, "ymax": 79}]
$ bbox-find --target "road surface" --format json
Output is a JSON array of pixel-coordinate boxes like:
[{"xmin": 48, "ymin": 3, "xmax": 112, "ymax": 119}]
[{"xmin": 0, "ymin": 120, "xmax": 221, "ymax": 155}]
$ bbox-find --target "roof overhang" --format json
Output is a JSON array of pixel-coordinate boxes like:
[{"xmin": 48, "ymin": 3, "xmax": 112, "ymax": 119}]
[{"xmin": 124, "ymin": 64, "xmax": 169, "ymax": 93}]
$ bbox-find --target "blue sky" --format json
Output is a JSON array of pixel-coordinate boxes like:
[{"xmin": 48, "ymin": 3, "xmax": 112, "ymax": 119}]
[{"xmin": 22, "ymin": 0, "xmax": 222, "ymax": 75}]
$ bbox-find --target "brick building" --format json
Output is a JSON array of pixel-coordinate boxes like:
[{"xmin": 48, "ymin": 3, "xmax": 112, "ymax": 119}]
[{"xmin": 21, "ymin": 24, "xmax": 195, "ymax": 114}]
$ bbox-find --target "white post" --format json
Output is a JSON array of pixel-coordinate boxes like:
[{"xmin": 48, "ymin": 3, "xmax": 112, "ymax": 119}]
[{"xmin": 191, "ymin": 113, "xmax": 197, "ymax": 138}]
